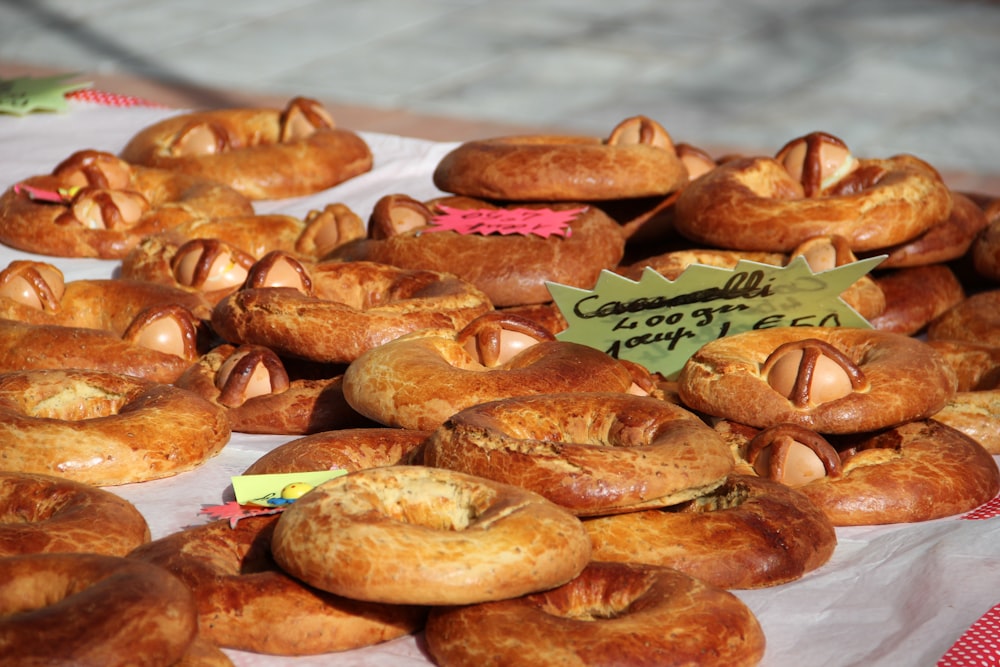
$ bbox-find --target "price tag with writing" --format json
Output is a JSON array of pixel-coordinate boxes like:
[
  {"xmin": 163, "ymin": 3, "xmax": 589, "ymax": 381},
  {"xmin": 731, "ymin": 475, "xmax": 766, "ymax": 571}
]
[
  {"xmin": 0, "ymin": 73, "xmax": 91, "ymax": 116},
  {"xmin": 548, "ymin": 255, "xmax": 885, "ymax": 379},
  {"xmin": 426, "ymin": 205, "xmax": 584, "ymax": 238}
]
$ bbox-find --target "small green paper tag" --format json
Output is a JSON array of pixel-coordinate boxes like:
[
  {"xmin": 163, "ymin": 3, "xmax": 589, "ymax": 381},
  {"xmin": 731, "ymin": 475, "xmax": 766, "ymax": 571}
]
[
  {"xmin": 0, "ymin": 73, "xmax": 91, "ymax": 116},
  {"xmin": 231, "ymin": 470, "xmax": 348, "ymax": 507},
  {"xmin": 549, "ymin": 255, "xmax": 885, "ymax": 379}
]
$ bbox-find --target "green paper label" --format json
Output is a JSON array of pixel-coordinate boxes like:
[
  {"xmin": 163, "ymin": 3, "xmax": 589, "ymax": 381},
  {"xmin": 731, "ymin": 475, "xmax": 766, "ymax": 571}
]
[
  {"xmin": 0, "ymin": 74, "xmax": 91, "ymax": 116},
  {"xmin": 549, "ymin": 255, "xmax": 885, "ymax": 379}
]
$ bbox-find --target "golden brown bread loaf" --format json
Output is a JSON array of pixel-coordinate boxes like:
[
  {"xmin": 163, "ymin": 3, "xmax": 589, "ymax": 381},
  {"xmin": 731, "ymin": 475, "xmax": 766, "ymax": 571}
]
[
  {"xmin": 211, "ymin": 253, "xmax": 493, "ymax": 363},
  {"xmin": 243, "ymin": 427, "xmax": 430, "ymax": 474},
  {"xmin": 329, "ymin": 194, "xmax": 627, "ymax": 307},
  {"xmin": 0, "ymin": 472, "xmax": 150, "ymax": 557},
  {"xmin": 423, "ymin": 392, "xmax": 734, "ymax": 516},
  {"xmin": 868, "ymin": 264, "xmax": 966, "ymax": 335},
  {"xmin": 119, "ymin": 204, "xmax": 367, "ymax": 302},
  {"xmin": 128, "ymin": 515, "xmax": 426, "ymax": 655},
  {"xmin": 793, "ymin": 420, "xmax": 1000, "ymax": 525},
  {"xmin": 341, "ymin": 328, "xmax": 638, "ymax": 431},
  {"xmin": 0, "ymin": 553, "xmax": 198, "ymax": 666},
  {"xmin": 0, "ymin": 318, "xmax": 198, "ymax": 383},
  {"xmin": 871, "ymin": 191, "xmax": 989, "ymax": 268},
  {"xmin": 0, "ymin": 149, "xmax": 252, "ymax": 258},
  {"xmin": 174, "ymin": 343, "xmax": 375, "ymax": 435},
  {"xmin": 0, "ymin": 369, "xmax": 230, "ymax": 485},
  {"xmin": 432, "ymin": 115, "xmax": 688, "ymax": 202},
  {"xmin": 119, "ymin": 97, "xmax": 373, "ymax": 200},
  {"xmin": 583, "ymin": 474, "xmax": 836, "ymax": 589},
  {"xmin": 424, "ymin": 561, "xmax": 766, "ymax": 667},
  {"xmin": 672, "ymin": 133, "xmax": 952, "ymax": 253},
  {"xmin": 677, "ymin": 326, "xmax": 957, "ymax": 434},
  {"xmin": 271, "ymin": 465, "xmax": 593, "ymax": 606},
  {"xmin": 927, "ymin": 289, "xmax": 1000, "ymax": 347}
]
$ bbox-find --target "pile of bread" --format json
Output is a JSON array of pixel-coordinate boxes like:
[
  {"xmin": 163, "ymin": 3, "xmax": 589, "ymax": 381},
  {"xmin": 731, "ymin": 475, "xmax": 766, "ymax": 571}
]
[{"xmin": 1, "ymin": 97, "xmax": 998, "ymax": 666}]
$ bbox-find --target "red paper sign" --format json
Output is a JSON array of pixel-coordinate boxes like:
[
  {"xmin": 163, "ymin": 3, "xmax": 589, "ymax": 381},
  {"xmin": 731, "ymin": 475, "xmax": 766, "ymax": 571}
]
[
  {"xmin": 13, "ymin": 182, "xmax": 78, "ymax": 203},
  {"xmin": 426, "ymin": 205, "xmax": 584, "ymax": 238}
]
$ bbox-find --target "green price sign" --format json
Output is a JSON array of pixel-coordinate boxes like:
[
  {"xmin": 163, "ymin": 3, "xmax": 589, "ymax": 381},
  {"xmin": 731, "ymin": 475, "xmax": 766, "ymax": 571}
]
[{"xmin": 549, "ymin": 255, "xmax": 885, "ymax": 379}]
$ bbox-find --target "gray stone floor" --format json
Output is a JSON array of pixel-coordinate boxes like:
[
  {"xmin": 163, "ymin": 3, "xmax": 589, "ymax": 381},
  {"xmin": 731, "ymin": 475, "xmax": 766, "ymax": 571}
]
[{"xmin": 1, "ymin": 0, "xmax": 998, "ymax": 176}]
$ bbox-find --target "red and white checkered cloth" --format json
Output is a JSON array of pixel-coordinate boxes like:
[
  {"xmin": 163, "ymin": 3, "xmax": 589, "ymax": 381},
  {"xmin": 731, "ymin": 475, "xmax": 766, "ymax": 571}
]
[
  {"xmin": 66, "ymin": 87, "xmax": 167, "ymax": 109},
  {"xmin": 935, "ymin": 494, "xmax": 1000, "ymax": 665}
]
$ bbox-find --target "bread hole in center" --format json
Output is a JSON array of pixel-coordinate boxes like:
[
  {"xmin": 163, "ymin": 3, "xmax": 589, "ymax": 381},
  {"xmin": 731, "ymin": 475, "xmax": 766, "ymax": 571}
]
[
  {"xmin": 533, "ymin": 571, "xmax": 657, "ymax": 621},
  {"xmin": 364, "ymin": 479, "xmax": 499, "ymax": 531},
  {"xmin": 21, "ymin": 381, "xmax": 128, "ymax": 421}
]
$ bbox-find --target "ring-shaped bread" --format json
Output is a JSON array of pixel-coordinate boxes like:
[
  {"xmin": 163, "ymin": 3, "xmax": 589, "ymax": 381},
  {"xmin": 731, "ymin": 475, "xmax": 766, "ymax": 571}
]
[
  {"xmin": 174, "ymin": 343, "xmax": 375, "ymax": 435},
  {"xmin": 0, "ymin": 318, "xmax": 200, "ymax": 384},
  {"xmin": 0, "ymin": 553, "xmax": 198, "ymax": 667},
  {"xmin": 341, "ymin": 320, "xmax": 639, "ymax": 432},
  {"xmin": 119, "ymin": 97, "xmax": 373, "ymax": 200},
  {"xmin": 582, "ymin": 474, "xmax": 835, "ymax": 589},
  {"xmin": 927, "ymin": 289, "xmax": 1000, "ymax": 347},
  {"xmin": 868, "ymin": 191, "xmax": 989, "ymax": 268},
  {"xmin": 211, "ymin": 252, "xmax": 493, "ymax": 364},
  {"xmin": 424, "ymin": 561, "xmax": 766, "ymax": 667},
  {"xmin": 677, "ymin": 326, "xmax": 957, "ymax": 433},
  {"xmin": 0, "ymin": 471, "xmax": 150, "ymax": 557},
  {"xmin": 0, "ymin": 369, "xmax": 230, "ymax": 486},
  {"xmin": 244, "ymin": 427, "xmax": 431, "ymax": 474},
  {"xmin": 120, "ymin": 204, "xmax": 366, "ymax": 302},
  {"xmin": 751, "ymin": 420, "xmax": 1000, "ymax": 525},
  {"xmin": 0, "ymin": 259, "xmax": 213, "ymax": 328},
  {"xmin": 672, "ymin": 132, "xmax": 952, "ymax": 252},
  {"xmin": 329, "ymin": 194, "xmax": 626, "ymax": 307},
  {"xmin": 925, "ymin": 339, "xmax": 1000, "ymax": 392},
  {"xmin": 0, "ymin": 149, "xmax": 252, "ymax": 258},
  {"xmin": 432, "ymin": 116, "xmax": 688, "ymax": 202},
  {"xmin": 868, "ymin": 264, "xmax": 965, "ymax": 336},
  {"xmin": 423, "ymin": 392, "xmax": 734, "ymax": 516},
  {"xmin": 128, "ymin": 515, "xmax": 426, "ymax": 655},
  {"xmin": 271, "ymin": 465, "xmax": 593, "ymax": 606}
]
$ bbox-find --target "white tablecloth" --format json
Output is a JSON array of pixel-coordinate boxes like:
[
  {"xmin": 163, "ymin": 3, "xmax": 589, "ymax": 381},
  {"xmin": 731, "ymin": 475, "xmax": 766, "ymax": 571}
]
[{"xmin": 1, "ymin": 100, "xmax": 998, "ymax": 667}]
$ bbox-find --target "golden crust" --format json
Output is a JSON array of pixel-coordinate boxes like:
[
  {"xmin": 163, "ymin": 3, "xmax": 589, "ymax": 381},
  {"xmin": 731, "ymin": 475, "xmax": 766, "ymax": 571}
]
[
  {"xmin": 433, "ymin": 134, "xmax": 688, "ymax": 201},
  {"xmin": 0, "ymin": 274, "xmax": 213, "ymax": 330},
  {"xmin": 341, "ymin": 332, "xmax": 637, "ymax": 431},
  {"xmin": 174, "ymin": 344, "xmax": 374, "ymax": 435},
  {"xmin": 0, "ymin": 369, "xmax": 230, "ymax": 485},
  {"xmin": 120, "ymin": 100, "xmax": 373, "ymax": 200},
  {"xmin": 873, "ymin": 191, "xmax": 989, "ymax": 268},
  {"xmin": 583, "ymin": 474, "xmax": 836, "ymax": 589},
  {"xmin": 0, "ymin": 158, "xmax": 252, "ymax": 259},
  {"xmin": 244, "ymin": 427, "xmax": 430, "ymax": 474},
  {"xmin": 927, "ymin": 289, "xmax": 1000, "ymax": 347},
  {"xmin": 797, "ymin": 420, "xmax": 1000, "ymax": 525},
  {"xmin": 211, "ymin": 260, "xmax": 493, "ymax": 364},
  {"xmin": 677, "ymin": 326, "xmax": 957, "ymax": 434},
  {"xmin": 424, "ymin": 561, "xmax": 766, "ymax": 667},
  {"xmin": 0, "ymin": 472, "xmax": 150, "ymax": 557},
  {"xmin": 271, "ymin": 465, "xmax": 592, "ymax": 606},
  {"xmin": 0, "ymin": 553, "xmax": 198, "ymax": 667},
  {"xmin": 673, "ymin": 154, "xmax": 952, "ymax": 252},
  {"xmin": 128, "ymin": 516, "xmax": 425, "ymax": 655},
  {"xmin": 330, "ymin": 197, "xmax": 626, "ymax": 307},
  {"xmin": 933, "ymin": 390, "xmax": 1000, "ymax": 454},
  {"xmin": 424, "ymin": 392, "xmax": 734, "ymax": 516},
  {"xmin": 0, "ymin": 318, "xmax": 197, "ymax": 383},
  {"xmin": 869, "ymin": 264, "xmax": 965, "ymax": 336}
]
